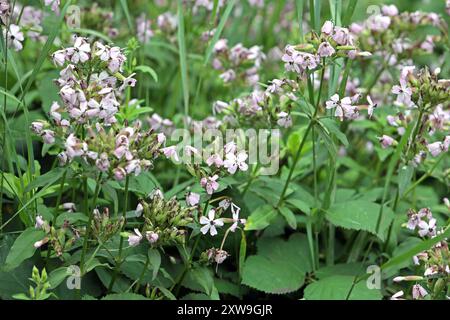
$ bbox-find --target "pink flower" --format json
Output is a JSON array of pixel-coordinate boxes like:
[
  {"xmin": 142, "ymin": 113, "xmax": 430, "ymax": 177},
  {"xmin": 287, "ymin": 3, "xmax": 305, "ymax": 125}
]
[
  {"xmin": 418, "ymin": 218, "xmax": 436, "ymax": 237},
  {"xmin": 113, "ymin": 167, "xmax": 126, "ymax": 181},
  {"xmin": 224, "ymin": 150, "xmax": 248, "ymax": 174},
  {"xmin": 31, "ymin": 121, "xmax": 44, "ymax": 134},
  {"xmin": 379, "ymin": 135, "xmax": 395, "ymax": 149},
  {"xmin": 206, "ymin": 154, "xmax": 223, "ymax": 167},
  {"xmin": 35, "ymin": 215, "xmax": 45, "ymax": 229},
  {"xmin": 128, "ymin": 229, "xmax": 143, "ymax": 247},
  {"xmin": 70, "ymin": 37, "xmax": 91, "ymax": 64},
  {"xmin": 332, "ymin": 27, "xmax": 351, "ymax": 45},
  {"xmin": 392, "ymin": 80, "xmax": 412, "ymax": 105},
  {"xmin": 325, "ymin": 94, "xmax": 358, "ymax": 121},
  {"xmin": 41, "ymin": 130, "xmax": 55, "ymax": 144},
  {"xmin": 200, "ymin": 209, "xmax": 224, "ymax": 236},
  {"xmin": 186, "ymin": 192, "xmax": 200, "ymax": 206},
  {"xmin": 200, "ymin": 175, "xmax": 220, "ymax": 195},
  {"xmin": 219, "ymin": 69, "xmax": 236, "ymax": 83},
  {"xmin": 146, "ymin": 231, "xmax": 159, "ymax": 244},
  {"xmin": 277, "ymin": 112, "xmax": 292, "ymax": 128},
  {"xmin": 321, "ymin": 20, "xmax": 334, "ymax": 35},
  {"xmin": 412, "ymin": 284, "xmax": 428, "ymax": 300},
  {"xmin": 161, "ymin": 146, "xmax": 180, "ymax": 162},
  {"xmin": 382, "ymin": 5, "xmax": 398, "ymax": 17},
  {"xmin": 427, "ymin": 136, "xmax": 449, "ymax": 157},
  {"xmin": 96, "ymin": 153, "xmax": 110, "ymax": 172},
  {"xmin": 317, "ymin": 41, "xmax": 335, "ymax": 57}
]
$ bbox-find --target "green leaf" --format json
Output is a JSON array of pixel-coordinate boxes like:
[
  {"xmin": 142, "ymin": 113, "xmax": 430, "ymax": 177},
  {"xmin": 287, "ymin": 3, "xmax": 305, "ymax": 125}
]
[
  {"xmin": 304, "ymin": 275, "xmax": 382, "ymax": 300},
  {"xmin": 148, "ymin": 248, "xmax": 161, "ymax": 280},
  {"xmin": 244, "ymin": 205, "xmax": 277, "ymax": 231},
  {"xmin": 398, "ymin": 165, "xmax": 414, "ymax": 197},
  {"xmin": 24, "ymin": 168, "xmax": 65, "ymax": 193},
  {"xmin": 4, "ymin": 228, "xmax": 45, "ymax": 270},
  {"xmin": 278, "ymin": 207, "xmax": 297, "ymax": 229},
  {"xmin": 48, "ymin": 267, "xmax": 70, "ymax": 289},
  {"xmin": 326, "ymin": 200, "xmax": 394, "ymax": 240},
  {"xmin": 318, "ymin": 118, "xmax": 349, "ymax": 147},
  {"xmin": 102, "ymin": 293, "xmax": 148, "ymax": 300},
  {"xmin": 135, "ymin": 65, "xmax": 158, "ymax": 82},
  {"xmin": 242, "ymin": 233, "xmax": 312, "ymax": 294},
  {"xmin": 239, "ymin": 230, "xmax": 247, "ymax": 278}
]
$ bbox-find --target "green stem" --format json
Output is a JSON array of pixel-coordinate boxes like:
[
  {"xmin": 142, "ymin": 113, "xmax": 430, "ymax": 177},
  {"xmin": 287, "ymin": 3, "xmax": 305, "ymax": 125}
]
[
  {"xmin": 277, "ymin": 120, "xmax": 314, "ymax": 207},
  {"xmin": 134, "ymin": 254, "xmax": 150, "ymax": 293},
  {"xmin": 107, "ymin": 175, "xmax": 130, "ymax": 292}
]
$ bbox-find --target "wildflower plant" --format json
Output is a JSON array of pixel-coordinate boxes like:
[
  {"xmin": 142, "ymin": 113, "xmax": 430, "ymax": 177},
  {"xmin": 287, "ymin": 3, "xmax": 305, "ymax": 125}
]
[{"xmin": 0, "ymin": 0, "xmax": 449, "ymax": 302}]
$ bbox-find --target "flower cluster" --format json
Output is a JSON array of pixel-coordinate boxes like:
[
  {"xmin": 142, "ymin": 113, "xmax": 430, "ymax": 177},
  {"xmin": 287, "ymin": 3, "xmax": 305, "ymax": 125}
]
[
  {"xmin": 391, "ymin": 207, "xmax": 449, "ymax": 300},
  {"xmin": 33, "ymin": 214, "xmax": 79, "ymax": 257},
  {"xmin": 379, "ymin": 66, "xmax": 450, "ymax": 162},
  {"xmin": 91, "ymin": 207, "xmax": 125, "ymax": 242},
  {"xmin": 212, "ymin": 39, "xmax": 266, "ymax": 87},
  {"xmin": 31, "ymin": 38, "xmax": 164, "ymax": 180},
  {"xmin": 127, "ymin": 190, "xmax": 194, "ymax": 247},
  {"xmin": 350, "ymin": 5, "xmax": 447, "ymax": 67},
  {"xmin": 282, "ymin": 20, "xmax": 371, "ymax": 77},
  {"xmin": 212, "ymin": 78, "xmax": 299, "ymax": 129}
]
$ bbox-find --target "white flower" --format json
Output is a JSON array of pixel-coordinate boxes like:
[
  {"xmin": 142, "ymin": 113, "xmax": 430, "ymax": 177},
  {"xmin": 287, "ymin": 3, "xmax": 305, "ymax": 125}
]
[
  {"xmin": 161, "ymin": 146, "xmax": 180, "ymax": 162},
  {"xmin": 390, "ymin": 290, "xmax": 404, "ymax": 300},
  {"xmin": 135, "ymin": 203, "xmax": 144, "ymax": 217},
  {"xmin": 4, "ymin": 24, "xmax": 24, "ymax": 51},
  {"xmin": 70, "ymin": 37, "xmax": 91, "ymax": 63},
  {"xmin": 230, "ymin": 203, "xmax": 245, "ymax": 232},
  {"xmin": 35, "ymin": 215, "xmax": 45, "ymax": 229},
  {"xmin": 224, "ymin": 150, "xmax": 248, "ymax": 174},
  {"xmin": 392, "ymin": 80, "xmax": 412, "ymax": 105},
  {"xmin": 200, "ymin": 175, "xmax": 220, "ymax": 195},
  {"xmin": 326, "ymin": 94, "xmax": 358, "ymax": 121},
  {"xmin": 200, "ymin": 209, "xmax": 224, "ymax": 236},
  {"xmin": 128, "ymin": 229, "xmax": 143, "ymax": 247},
  {"xmin": 367, "ymin": 96, "xmax": 377, "ymax": 118},
  {"xmin": 418, "ymin": 218, "xmax": 436, "ymax": 237}
]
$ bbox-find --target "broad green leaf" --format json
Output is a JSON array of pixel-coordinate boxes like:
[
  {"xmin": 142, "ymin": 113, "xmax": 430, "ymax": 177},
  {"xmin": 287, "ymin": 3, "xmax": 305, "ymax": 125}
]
[
  {"xmin": 242, "ymin": 233, "xmax": 312, "ymax": 294},
  {"xmin": 326, "ymin": 200, "xmax": 394, "ymax": 240},
  {"xmin": 48, "ymin": 267, "xmax": 70, "ymax": 289},
  {"xmin": 4, "ymin": 228, "xmax": 45, "ymax": 270},
  {"xmin": 244, "ymin": 205, "xmax": 277, "ymax": 231},
  {"xmin": 304, "ymin": 275, "xmax": 382, "ymax": 300}
]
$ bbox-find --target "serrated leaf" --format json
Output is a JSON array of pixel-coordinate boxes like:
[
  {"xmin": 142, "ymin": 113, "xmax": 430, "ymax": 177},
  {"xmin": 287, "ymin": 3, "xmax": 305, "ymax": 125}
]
[
  {"xmin": 326, "ymin": 200, "xmax": 394, "ymax": 240},
  {"xmin": 304, "ymin": 275, "xmax": 382, "ymax": 300},
  {"xmin": 242, "ymin": 233, "xmax": 312, "ymax": 294}
]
